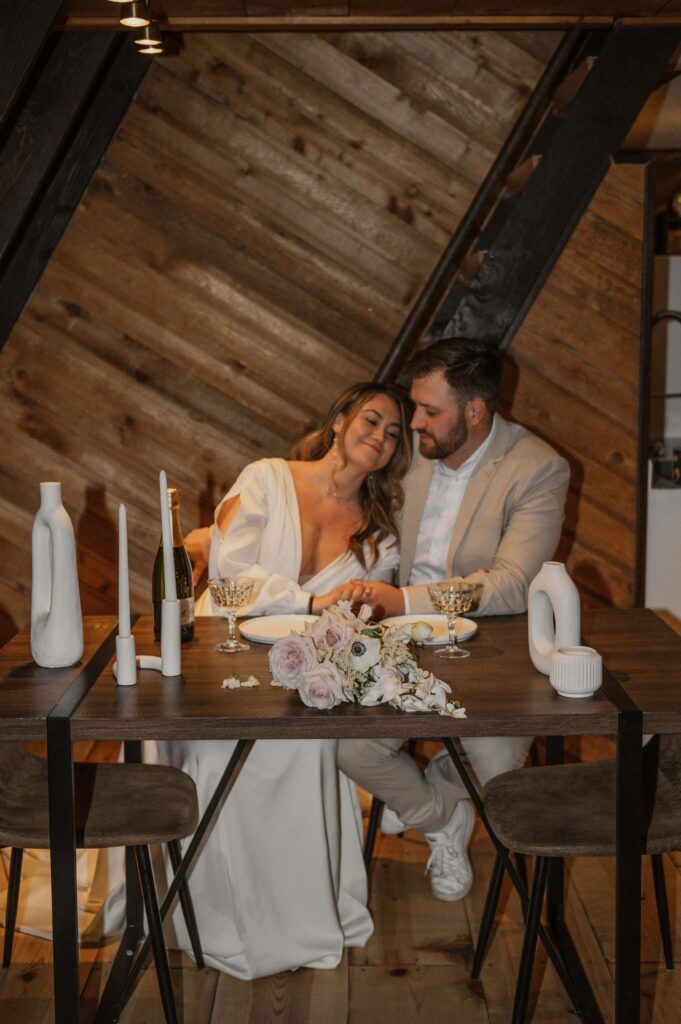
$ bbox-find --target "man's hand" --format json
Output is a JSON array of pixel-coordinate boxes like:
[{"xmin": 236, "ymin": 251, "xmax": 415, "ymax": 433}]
[
  {"xmin": 184, "ymin": 527, "xmax": 211, "ymax": 587},
  {"xmin": 310, "ymin": 580, "xmax": 406, "ymax": 618},
  {"xmin": 311, "ymin": 581, "xmax": 369, "ymax": 614},
  {"xmin": 347, "ymin": 580, "xmax": 405, "ymax": 619}
]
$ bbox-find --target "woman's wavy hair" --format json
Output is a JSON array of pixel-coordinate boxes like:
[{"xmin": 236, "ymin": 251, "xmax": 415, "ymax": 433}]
[{"xmin": 290, "ymin": 382, "xmax": 413, "ymax": 568}]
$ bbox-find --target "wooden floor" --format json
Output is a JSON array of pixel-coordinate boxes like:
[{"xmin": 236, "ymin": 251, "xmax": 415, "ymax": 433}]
[{"xmin": 2, "ymin": 740, "xmax": 681, "ymax": 1024}]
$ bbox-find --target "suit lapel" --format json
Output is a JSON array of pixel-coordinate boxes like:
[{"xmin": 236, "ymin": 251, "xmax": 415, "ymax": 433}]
[
  {"xmin": 445, "ymin": 416, "xmax": 517, "ymax": 573},
  {"xmin": 399, "ymin": 455, "xmax": 432, "ymax": 586}
]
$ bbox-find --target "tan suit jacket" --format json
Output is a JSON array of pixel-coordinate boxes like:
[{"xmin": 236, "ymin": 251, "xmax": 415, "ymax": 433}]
[{"xmin": 399, "ymin": 416, "xmax": 570, "ymax": 616}]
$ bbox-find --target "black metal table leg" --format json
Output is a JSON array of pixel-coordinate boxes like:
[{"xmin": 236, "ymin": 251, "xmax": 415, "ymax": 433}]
[
  {"xmin": 615, "ymin": 704, "xmax": 643, "ymax": 1024},
  {"xmin": 47, "ymin": 714, "xmax": 80, "ymax": 1024},
  {"xmin": 44, "ymin": 622, "xmax": 128, "ymax": 1024}
]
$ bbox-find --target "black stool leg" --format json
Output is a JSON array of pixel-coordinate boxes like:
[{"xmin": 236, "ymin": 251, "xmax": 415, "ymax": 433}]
[
  {"xmin": 515, "ymin": 853, "xmax": 530, "ymax": 923},
  {"xmin": 3, "ymin": 848, "xmax": 23, "ymax": 968},
  {"xmin": 134, "ymin": 845, "xmax": 178, "ymax": 1024},
  {"xmin": 167, "ymin": 839, "xmax": 205, "ymax": 969},
  {"xmin": 651, "ymin": 853, "xmax": 674, "ymax": 971},
  {"xmin": 364, "ymin": 798, "xmax": 384, "ymax": 869},
  {"xmin": 472, "ymin": 850, "xmax": 505, "ymax": 979},
  {"xmin": 512, "ymin": 855, "xmax": 549, "ymax": 1024}
]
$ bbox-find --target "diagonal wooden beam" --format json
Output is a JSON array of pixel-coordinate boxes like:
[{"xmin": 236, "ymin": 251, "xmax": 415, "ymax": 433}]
[
  {"xmin": 373, "ymin": 27, "xmax": 586, "ymax": 382},
  {"xmin": 0, "ymin": 31, "xmax": 117, "ymax": 272},
  {"xmin": 0, "ymin": 0, "xmax": 63, "ymax": 127},
  {"xmin": 0, "ymin": 34, "xmax": 149, "ymax": 350},
  {"xmin": 432, "ymin": 25, "xmax": 681, "ymax": 348}
]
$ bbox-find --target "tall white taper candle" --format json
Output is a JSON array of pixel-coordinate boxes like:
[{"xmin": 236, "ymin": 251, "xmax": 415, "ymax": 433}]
[
  {"xmin": 118, "ymin": 503, "xmax": 131, "ymax": 639},
  {"xmin": 159, "ymin": 470, "xmax": 177, "ymax": 602}
]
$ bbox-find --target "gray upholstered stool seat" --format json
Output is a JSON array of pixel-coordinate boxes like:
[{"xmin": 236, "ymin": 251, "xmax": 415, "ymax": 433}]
[
  {"xmin": 0, "ymin": 749, "xmax": 198, "ymax": 849},
  {"xmin": 484, "ymin": 755, "xmax": 681, "ymax": 858}
]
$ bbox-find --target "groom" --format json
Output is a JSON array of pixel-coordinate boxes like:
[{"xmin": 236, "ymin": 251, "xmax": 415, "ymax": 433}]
[{"xmin": 338, "ymin": 338, "xmax": 570, "ymax": 901}]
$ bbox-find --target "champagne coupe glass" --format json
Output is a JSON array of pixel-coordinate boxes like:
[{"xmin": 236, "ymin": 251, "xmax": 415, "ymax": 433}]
[
  {"xmin": 208, "ymin": 576, "xmax": 255, "ymax": 653},
  {"xmin": 427, "ymin": 580, "xmax": 478, "ymax": 660}
]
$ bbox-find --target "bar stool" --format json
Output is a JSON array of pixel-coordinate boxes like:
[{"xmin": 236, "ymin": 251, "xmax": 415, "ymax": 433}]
[
  {"xmin": 477, "ymin": 735, "xmax": 677, "ymax": 1023},
  {"xmin": 1, "ymin": 743, "xmax": 203, "ymax": 1024}
]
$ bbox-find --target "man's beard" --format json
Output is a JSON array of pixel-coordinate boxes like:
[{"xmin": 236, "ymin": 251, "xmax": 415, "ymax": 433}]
[{"xmin": 417, "ymin": 417, "xmax": 468, "ymax": 461}]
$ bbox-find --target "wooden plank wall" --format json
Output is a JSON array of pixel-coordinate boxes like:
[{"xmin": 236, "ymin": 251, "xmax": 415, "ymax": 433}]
[
  {"xmin": 502, "ymin": 162, "xmax": 645, "ymax": 609},
  {"xmin": 0, "ymin": 29, "xmax": 643, "ymax": 642},
  {"xmin": 0, "ymin": 29, "xmax": 558, "ymax": 641}
]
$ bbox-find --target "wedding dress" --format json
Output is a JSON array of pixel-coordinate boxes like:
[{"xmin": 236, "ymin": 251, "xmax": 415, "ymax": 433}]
[
  {"xmin": 153, "ymin": 459, "xmax": 398, "ymax": 978},
  {"xmin": 0, "ymin": 460, "xmax": 398, "ymax": 968}
]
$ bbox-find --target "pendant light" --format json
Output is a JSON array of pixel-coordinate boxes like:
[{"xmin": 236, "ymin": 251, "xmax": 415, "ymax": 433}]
[{"xmin": 119, "ymin": 1, "xmax": 150, "ymax": 28}]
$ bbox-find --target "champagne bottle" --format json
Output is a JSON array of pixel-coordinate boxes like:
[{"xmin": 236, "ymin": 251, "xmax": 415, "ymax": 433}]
[{"xmin": 152, "ymin": 487, "xmax": 195, "ymax": 642}]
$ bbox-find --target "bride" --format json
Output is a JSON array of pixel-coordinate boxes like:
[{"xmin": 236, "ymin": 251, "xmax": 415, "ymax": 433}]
[{"xmin": 156, "ymin": 382, "xmax": 412, "ymax": 979}]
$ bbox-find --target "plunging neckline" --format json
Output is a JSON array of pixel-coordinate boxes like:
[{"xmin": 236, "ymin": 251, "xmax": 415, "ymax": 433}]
[{"xmin": 282, "ymin": 460, "xmax": 349, "ymax": 584}]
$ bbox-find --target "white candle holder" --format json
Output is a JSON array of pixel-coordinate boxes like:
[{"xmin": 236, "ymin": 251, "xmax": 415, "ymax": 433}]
[
  {"xmin": 112, "ymin": 473, "xmax": 183, "ymax": 683},
  {"xmin": 115, "ymin": 634, "xmax": 137, "ymax": 686},
  {"xmin": 549, "ymin": 645, "xmax": 602, "ymax": 699},
  {"xmin": 161, "ymin": 598, "xmax": 182, "ymax": 676}
]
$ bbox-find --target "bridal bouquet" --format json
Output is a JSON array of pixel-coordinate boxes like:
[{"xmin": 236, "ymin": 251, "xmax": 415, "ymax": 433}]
[{"xmin": 269, "ymin": 601, "xmax": 465, "ymax": 717}]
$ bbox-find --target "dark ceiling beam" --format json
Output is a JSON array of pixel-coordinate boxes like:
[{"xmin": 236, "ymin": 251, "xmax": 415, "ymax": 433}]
[
  {"xmin": 0, "ymin": 32, "xmax": 116, "ymax": 272},
  {"xmin": 431, "ymin": 25, "xmax": 681, "ymax": 348},
  {"xmin": 58, "ymin": 15, "xmax": 681, "ymax": 30},
  {"xmin": 373, "ymin": 26, "xmax": 585, "ymax": 384},
  {"xmin": 0, "ymin": 34, "xmax": 149, "ymax": 350},
  {"xmin": 0, "ymin": 0, "xmax": 63, "ymax": 126}
]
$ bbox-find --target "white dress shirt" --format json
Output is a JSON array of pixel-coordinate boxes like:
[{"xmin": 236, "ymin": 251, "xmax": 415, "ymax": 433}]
[{"xmin": 403, "ymin": 417, "xmax": 497, "ymax": 611}]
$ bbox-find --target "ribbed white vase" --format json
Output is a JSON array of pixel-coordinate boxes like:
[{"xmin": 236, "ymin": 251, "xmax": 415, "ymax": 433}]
[
  {"xmin": 31, "ymin": 482, "xmax": 84, "ymax": 668},
  {"xmin": 527, "ymin": 561, "xmax": 580, "ymax": 675}
]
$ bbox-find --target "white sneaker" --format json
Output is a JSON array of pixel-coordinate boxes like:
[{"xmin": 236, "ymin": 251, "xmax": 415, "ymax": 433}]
[
  {"xmin": 425, "ymin": 799, "xmax": 475, "ymax": 901},
  {"xmin": 380, "ymin": 804, "xmax": 407, "ymax": 835}
]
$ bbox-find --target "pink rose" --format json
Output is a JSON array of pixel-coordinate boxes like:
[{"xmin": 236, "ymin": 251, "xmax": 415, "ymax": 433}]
[
  {"xmin": 269, "ymin": 634, "xmax": 318, "ymax": 689},
  {"xmin": 308, "ymin": 610, "xmax": 354, "ymax": 652},
  {"xmin": 298, "ymin": 663, "xmax": 347, "ymax": 710}
]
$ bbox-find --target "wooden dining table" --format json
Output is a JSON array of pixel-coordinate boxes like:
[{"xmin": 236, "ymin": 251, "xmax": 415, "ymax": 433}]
[{"xmin": 2, "ymin": 607, "xmax": 680, "ymax": 1024}]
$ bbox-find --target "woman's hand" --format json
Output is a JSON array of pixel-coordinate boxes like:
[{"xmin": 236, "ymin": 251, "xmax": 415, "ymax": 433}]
[
  {"xmin": 184, "ymin": 527, "xmax": 211, "ymax": 587},
  {"xmin": 310, "ymin": 580, "xmax": 405, "ymax": 618},
  {"xmin": 347, "ymin": 580, "xmax": 405, "ymax": 619},
  {"xmin": 310, "ymin": 581, "xmax": 369, "ymax": 614}
]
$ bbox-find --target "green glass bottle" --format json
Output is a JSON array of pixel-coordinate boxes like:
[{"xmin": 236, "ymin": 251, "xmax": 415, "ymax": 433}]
[{"xmin": 152, "ymin": 487, "xmax": 195, "ymax": 642}]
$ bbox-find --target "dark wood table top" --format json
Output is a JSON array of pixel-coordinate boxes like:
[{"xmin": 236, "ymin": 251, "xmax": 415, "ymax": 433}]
[
  {"xmin": 69, "ymin": 613, "xmax": 620, "ymax": 740},
  {"xmin": 2, "ymin": 609, "xmax": 678, "ymax": 741},
  {"xmin": 0, "ymin": 616, "xmax": 117, "ymax": 739},
  {"xmin": 581, "ymin": 607, "xmax": 681, "ymax": 733}
]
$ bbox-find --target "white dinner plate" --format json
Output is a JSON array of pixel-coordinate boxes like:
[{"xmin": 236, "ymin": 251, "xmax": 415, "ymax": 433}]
[
  {"xmin": 239, "ymin": 614, "xmax": 319, "ymax": 644},
  {"xmin": 381, "ymin": 613, "xmax": 478, "ymax": 645}
]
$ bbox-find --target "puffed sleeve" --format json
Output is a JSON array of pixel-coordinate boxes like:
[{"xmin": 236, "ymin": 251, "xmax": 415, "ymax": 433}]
[{"xmin": 208, "ymin": 461, "xmax": 312, "ymax": 616}]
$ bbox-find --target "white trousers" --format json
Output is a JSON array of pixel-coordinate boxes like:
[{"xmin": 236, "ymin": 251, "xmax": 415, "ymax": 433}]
[{"xmin": 337, "ymin": 735, "xmax": 533, "ymax": 834}]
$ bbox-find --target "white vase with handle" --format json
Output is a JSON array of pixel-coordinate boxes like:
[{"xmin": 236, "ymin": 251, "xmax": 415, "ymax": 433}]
[
  {"xmin": 31, "ymin": 481, "xmax": 84, "ymax": 668},
  {"xmin": 527, "ymin": 561, "xmax": 580, "ymax": 675}
]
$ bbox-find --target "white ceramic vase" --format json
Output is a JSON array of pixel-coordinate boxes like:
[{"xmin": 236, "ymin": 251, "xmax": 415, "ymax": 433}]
[
  {"xmin": 31, "ymin": 482, "xmax": 84, "ymax": 668},
  {"xmin": 527, "ymin": 561, "xmax": 580, "ymax": 675}
]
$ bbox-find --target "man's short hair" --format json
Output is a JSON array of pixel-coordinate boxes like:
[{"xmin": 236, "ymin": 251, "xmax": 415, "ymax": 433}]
[{"xmin": 405, "ymin": 338, "xmax": 503, "ymax": 413}]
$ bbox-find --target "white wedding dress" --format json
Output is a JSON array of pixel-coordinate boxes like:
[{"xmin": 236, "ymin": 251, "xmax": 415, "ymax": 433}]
[{"xmin": 152, "ymin": 459, "xmax": 398, "ymax": 978}]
